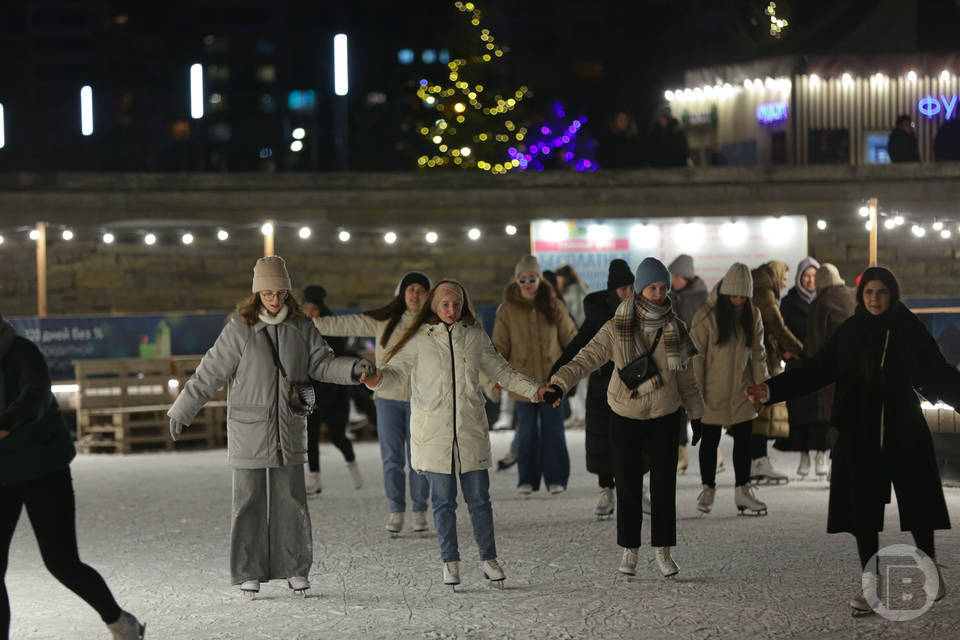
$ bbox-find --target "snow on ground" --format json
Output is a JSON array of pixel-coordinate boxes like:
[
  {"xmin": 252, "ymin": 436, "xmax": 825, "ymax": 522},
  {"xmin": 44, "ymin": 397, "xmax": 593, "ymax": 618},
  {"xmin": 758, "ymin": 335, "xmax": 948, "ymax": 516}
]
[{"xmin": 7, "ymin": 430, "xmax": 959, "ymax": 639}]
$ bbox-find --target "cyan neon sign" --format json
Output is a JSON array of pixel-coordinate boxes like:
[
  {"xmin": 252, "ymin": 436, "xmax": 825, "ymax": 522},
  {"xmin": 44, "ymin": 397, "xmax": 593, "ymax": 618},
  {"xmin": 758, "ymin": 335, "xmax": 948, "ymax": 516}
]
[
  {"xmin": 918, "ymin": 95, "xmax": 958, "ymax": 120},
  {"xmin": 756, "ymin": 101, "xmax": 789, "ymax": 123}
]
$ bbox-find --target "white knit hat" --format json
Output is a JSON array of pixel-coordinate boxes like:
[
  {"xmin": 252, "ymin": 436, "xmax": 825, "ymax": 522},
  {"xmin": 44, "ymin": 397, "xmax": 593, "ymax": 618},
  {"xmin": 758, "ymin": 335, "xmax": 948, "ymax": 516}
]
[
  {"xmin": 252, "ymin": 256, "xmax": 292, "ymax": 293},
  {"xmin": 719, "ymin": 263, "xmax": 753, "ymax": 298},
  {"xmin": 514, "ymin": 255, "xmax": 543, "ymax": 278}
]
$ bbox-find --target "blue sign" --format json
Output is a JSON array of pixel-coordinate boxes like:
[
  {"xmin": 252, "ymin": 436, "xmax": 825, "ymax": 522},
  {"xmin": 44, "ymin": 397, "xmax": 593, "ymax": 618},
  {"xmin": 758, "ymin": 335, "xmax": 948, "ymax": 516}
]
[
  {"xmin": 918, "ymin": 95, "xmax": 958, "ymax": 120},
  {"xmin": 756, "ymin": 101, "xmax": 789, "ymax": 124}
]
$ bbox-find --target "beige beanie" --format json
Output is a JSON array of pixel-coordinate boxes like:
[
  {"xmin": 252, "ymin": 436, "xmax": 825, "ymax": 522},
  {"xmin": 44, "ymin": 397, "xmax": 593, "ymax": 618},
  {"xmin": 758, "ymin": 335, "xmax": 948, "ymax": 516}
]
[
  {"xmin": 815, "ymin": 263, "xmax": 845, "ymax": 291},
  {"xmin": 719, "ymin": 262, "xmax": 753, "ymax": 298},
  {"xmin": 514, "ymin": 255, "xmax": 543, "ymax": 278},
  {"xmin": 252, "ymin": 256, "xmax": 292, "ymax": 293}
]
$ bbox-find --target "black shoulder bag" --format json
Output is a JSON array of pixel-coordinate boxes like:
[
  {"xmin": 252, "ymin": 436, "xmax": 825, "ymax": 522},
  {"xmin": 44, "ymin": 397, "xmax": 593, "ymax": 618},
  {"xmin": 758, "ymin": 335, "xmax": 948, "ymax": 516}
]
[
  {"xmin": 263, "ymin": 330, "xmax": 317, "ymax": 416},
  {"xmin": 617, "ymin": 327, "xmax": 663, "ymax": 391}
]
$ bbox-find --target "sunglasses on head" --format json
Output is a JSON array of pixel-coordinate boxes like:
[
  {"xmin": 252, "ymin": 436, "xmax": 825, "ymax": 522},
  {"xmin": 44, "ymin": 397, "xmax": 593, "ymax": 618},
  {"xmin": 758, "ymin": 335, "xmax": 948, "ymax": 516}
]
[{"xmin": 516, "ymin": 277, "xmax": 540, "ymax": 285}]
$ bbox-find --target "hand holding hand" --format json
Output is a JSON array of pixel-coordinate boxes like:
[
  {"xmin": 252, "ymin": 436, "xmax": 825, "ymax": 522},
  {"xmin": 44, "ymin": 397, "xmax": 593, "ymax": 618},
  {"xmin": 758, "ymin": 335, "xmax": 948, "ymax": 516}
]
[
  {"xmin": 493, "ymin": 384, "xmax": 503, "ymax": 394},
  {"xmin": 745, "ymin": 384, "xmax": 769, "ymax": 404},
  {"xmin": 539, "ymin": 384, "xmax": 563, "ymax": 407},
  {"xmin": 360, "ymin": 368, "xmax": 382, "ymax": 390},
  {"xmin": 169, "ymin": 418, "xmax": 186, "ymax": 441},
  {"xmin": 352, "ymin": 358, "xmax": 376, "ymax": 381},
  {"xmin": 690, "ymin": 418, "xmax": 703, "ymax": 446}
]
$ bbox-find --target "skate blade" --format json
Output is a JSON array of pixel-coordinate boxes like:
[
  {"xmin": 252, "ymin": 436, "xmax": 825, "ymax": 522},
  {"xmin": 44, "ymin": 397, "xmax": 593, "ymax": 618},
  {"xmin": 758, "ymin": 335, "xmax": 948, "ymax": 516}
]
[
  {"xmin": 243, "ymin": 591, "xmax": 257, "ymax": 600},
  {"xmin": 736, "ymin": 508, "xmax": 768, "ymax": 516},
  {"xmin": 139, "ymin": 622, "xmax": 146, "ymax": 639},
  {"xmin": 851, "ymin": 607, "xmax": 874, "ymax": 617}
]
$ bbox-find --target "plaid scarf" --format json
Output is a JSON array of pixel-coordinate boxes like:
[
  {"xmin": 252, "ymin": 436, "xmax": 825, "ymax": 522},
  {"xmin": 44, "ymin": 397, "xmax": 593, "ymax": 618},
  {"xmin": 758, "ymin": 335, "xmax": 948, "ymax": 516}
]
[{"xmin": 613, "ymin": 295, "xmax": 698, "ymax": 397}]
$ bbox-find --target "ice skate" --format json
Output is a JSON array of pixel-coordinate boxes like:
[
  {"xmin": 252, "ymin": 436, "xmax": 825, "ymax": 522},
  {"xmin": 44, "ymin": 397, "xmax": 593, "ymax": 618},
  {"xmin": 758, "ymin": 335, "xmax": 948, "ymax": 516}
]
[
  {"xmin": 850, "ymin": 573, "xmax": 878, "ymax": 617},
  {"xmin": 750, "ymin": 456, "xmax": 789, "ymax": 485},
  {"xmin": 412, "ymin": 510, "xmax": 429, "ymax": 533},
  {"xmin": 517, "ymin": 483, "xmax": 533, "ymax": 495},
  {"xmin": 107, "ymin": 610, "xmax": 145, "ymax": 640},
  {"xmin": 497, "ymin": 451, "xmax": 517, "ymax": 470},
  {"xmin": 386, "ymin": 511, "xmax": 404, "ymax": 537},
  {"xmin": 815, "ymin": 451, "xmax": 829, "ymax": 478},
  {"xmin": 240, "ymin": 580, "xmax": 260, "ymax": 600},
  {"xmin": 594, "ymin": 487, "xmax": 614, "ymax": 519},
  {"xmin": 480, "ymin": 558, "xmax": 505, "ymax": 588},
  {"xmin": 346, "ymin": 460, "xmax": 363, "ymax": 489},
  {"xmin": 716, "ymin": 449, "xmax": 725, "ymax": 473},
  {"xmin": 304, "ymin": 471, "xmax": 322, "ymax": 495},
  {"xmin": 735, "ymin": 484, "xmax": 768, "ymax": 516},
  {"xmin": 655, "ymin": 546, "xmax": 679, "ymax": 578},
  {"xmin": 443, "ymin": 561, "xmax": 461, "ymax": 591},
  {"xmin": 696, "ymin": 484, "xmax": 716, "ymax": 514},
  {"xmin": 548, "ymin": 484, "xmax": 566, "ymax": 495},
  {"xmin": 618, "ymin": 547, "xmax": 638, "ymax": 576},
  {"xmin": 797, "ymin": 452, "xmax": 810, "ymax": 478},
  {"xmin": 287, "ymin": 576, "xmax": 310, "ymax": 597},
  {"xmin": 677, "ymin": 445, "xmax": 688, "ymax": 474},
  {"xmin": 491, "ymin": 391, "xmax": 514, "ymax": 430}
]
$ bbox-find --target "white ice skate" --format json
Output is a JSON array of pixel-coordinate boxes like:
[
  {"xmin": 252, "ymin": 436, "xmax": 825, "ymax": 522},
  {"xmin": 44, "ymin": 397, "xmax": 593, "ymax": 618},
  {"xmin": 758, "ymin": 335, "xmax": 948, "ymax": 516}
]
[
  {"xmin": 491, "ymin": 391, "xmax": 514, "ymax": 430},
  {"xmin": 735, "ymin": 484, "xmax": 768, "ymax": 516},
  {"xmin": 346, "ymin": 460, "xmax": 363, "ymax": 489},
  {"xmin": 815, "ymin": 451, "xmax": 829, "ymax": 478},
  {"xmin": 750, "ymin": 456, "xmax": 789, "ymax": 485},
  {"xmin": 287, "ymin": 576, "xmax": 310, "ymax": 597},
  {"xmin": 655, "ymin": 546, "xmax": 679, "ymax": 578},
  {"xmin": 696, "ymin": 484, "xmax": 716, "ymax": 514},
  {"xmin": 305, "ymin": 471, "xmax": 322, "ymax": 496},
  {"xmin": 480, "ymin": 558, "xmax": 505, "ymax": 588},
  {"xmin": 618, "ymin": 547, "xmax": 638, "ymax": 576},
  {"xmin": 594, "ymin": 488, "xmax": 614, "ymax": 519},
  {"xmin": 412, "ymin": 510, "xmax": 429, "ymax": 533},
  {"xmin": 548, "ymin": 484, "xmax": 566, "ymax": 495},
  {"xmin": 797, "ymin": 452, "xmax": 811, "ymax": 478},
  {"xmin": 517, "ymin": 483, "xmax": 533, "ymax": 495},
  {"xmin": 443, "ymin": 561, "xmax": 461, "ymax": 591},
  {"xmin": 240, "ymin": 580, "xmax": 260, "ymax": 600},
  {"xmin": 850, "ymin": 572, "xmax": 878, "ymax": 617},
  {"xmin": 107, "ymin": 610, "xmax": 145, "ymax": 640},
  {"xmin": 386, "ymin": 512, "xmax": 404, "ymax": 537}
]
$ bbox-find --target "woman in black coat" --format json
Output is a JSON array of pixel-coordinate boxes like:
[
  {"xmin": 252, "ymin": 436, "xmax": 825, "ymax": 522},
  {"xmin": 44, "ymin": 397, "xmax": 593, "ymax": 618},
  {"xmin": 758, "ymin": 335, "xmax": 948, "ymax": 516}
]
[
  {"xmin": 747, "ymin": 267, "xmax": 956, "ymax": 615},
  {"xmin": 0, "ymin": 318, "xmax": 144, "ymax": 639}
]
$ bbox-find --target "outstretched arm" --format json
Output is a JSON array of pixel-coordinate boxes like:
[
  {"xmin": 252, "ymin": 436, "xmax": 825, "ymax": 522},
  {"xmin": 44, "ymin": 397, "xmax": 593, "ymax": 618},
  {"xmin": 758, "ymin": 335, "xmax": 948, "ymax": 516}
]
[
  {"xmin": 168, "ymin": 322, "xmax": 244, "ymax": 426},
  {"xmin": 747, "ymin": 329, "xmax": 839, "ymax": 404}
]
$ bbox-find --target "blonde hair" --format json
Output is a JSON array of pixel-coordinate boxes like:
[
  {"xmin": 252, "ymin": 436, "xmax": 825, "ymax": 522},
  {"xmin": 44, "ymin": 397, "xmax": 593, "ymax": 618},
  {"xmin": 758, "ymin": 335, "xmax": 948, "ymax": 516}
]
[{"xmin": 386, "ymin": 280, "xmax": 477, "ymax": 362}]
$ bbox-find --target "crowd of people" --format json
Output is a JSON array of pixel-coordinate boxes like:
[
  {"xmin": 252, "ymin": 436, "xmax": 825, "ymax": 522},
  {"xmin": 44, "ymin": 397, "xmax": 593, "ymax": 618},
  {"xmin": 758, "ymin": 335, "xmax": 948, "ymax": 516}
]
[{"xmin": 1, "ymin": 249, "xmax": 957, "ymax": 638}]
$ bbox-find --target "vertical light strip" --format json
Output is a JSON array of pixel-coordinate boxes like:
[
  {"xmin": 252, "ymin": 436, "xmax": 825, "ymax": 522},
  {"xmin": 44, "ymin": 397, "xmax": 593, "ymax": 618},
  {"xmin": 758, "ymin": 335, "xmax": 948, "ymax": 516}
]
[
  {"xmin": 0, "ymin": 103, "xmax": 5, "ymax": 149},
  {"xmin": 190, "ymin": 63, "xmax": 204, "ymax": 119},
  {"xmin": 334, "ymin": 34, "xmax": 348, "ymax": 96},
  {"xmin": 80, "ymin": 86, "xmax": 93, "ymax": 135}
]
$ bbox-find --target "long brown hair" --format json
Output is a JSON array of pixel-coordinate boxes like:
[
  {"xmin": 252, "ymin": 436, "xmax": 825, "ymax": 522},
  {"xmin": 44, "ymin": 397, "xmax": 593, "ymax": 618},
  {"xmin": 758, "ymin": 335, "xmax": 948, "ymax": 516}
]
[
  {"xmin": 714, "ymin": 293, "xmax": 755, "ymax": 347},
  {"xmin": 363, "ymin": 294, "xmax": 407, "ymax": 347},
  {"xmin": 555, "ymin": 265, "xmax": 581, "ymax": 292},
  {"xmin": 386, "ymin": 280, "xmax": 478, "ymax": 362},
  {"xmin": 237, "ymin": 291, "xmax": 304, "ymax": 326},
  {"xmin": 505, "ymin": 281, "xmax": 563, "ymax": 326}
]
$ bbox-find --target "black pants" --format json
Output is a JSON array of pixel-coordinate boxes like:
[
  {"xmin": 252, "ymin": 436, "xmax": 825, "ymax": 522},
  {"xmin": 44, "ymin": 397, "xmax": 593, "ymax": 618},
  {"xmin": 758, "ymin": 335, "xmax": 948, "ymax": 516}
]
[
  {"xmin": 610, "ymin": 410, "xmax": 679, "ymax": 548},
  {"xmin": 676, "ymin": 406, "xmax": 689, "ymax": 446},
  {"xmin": 307, "ymin": 390, "xmax": 355, "ymax": 472},
  {"xmin": 855, "ymin": 530, "xmax": 936, "ymax": 570},
  {"xmin": 1, "ymin": 468, "xmax": 121, "ymax": 638},
  {"xmin": 597, "ymin": 473, "xmax": 615, "ymax": 489},
  {"xmin": 700, "ymin": 421, "xmax": 753, "ymax": 487},
  {"xmin": 750, "ymin": 434, "xmax": 768, "ymax": 460}
]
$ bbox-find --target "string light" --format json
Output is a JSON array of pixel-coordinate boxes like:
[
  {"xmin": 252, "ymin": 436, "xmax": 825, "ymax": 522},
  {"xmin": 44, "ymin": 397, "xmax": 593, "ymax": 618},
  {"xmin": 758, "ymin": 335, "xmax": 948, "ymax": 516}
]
[
  {"xmin": 384, "ymin": 231, "xmax": 397, "ymax": 244},
  {"xmin": 61, "ymin": 229, "xmax": 74, "ymax": 240},
  {"xmin": 181, "ymin": 232, "xmax": 194, "ymax": 245},
  {"xmin": 102, "ymin": 232, "xmax": 115, "ymax": 244},
  {"xmin": 816, "ymin": 219, "xmax": 827, "ymax": 230},
  {"xmin": 298, "ymin": 226, "xmax": 312, "ymax": 239},
  {"xmin": 144, "ymin": 233, "xmax": 157, "ymax": 245},
  {"xmin": 29, "ymin": 229, "xmax": 40, "ymax": 240},
  {"xmin": 217, "ymin": 229, "xmax": 229, "ymax": 241},
  {"xmin": 505, "ymin": 224, "xmax": 517, "ymax": 235},
  {"xmin": 0, "ymin": 235, "xmax": 4, "ymax": 245},
  {"xmin": 425, "ymin": 231, "xmax": 439, "ymax": 244},
  {"xmin": 468, "ymin": 227, "xmax": 481, "ymax": 240},
  {"xmin": 338, "ymin": 230, "xmax": 351, "ymax": 242},
  {"xmin": 260, "ymin": 222, "xmax": 273, "ymax": 236}
]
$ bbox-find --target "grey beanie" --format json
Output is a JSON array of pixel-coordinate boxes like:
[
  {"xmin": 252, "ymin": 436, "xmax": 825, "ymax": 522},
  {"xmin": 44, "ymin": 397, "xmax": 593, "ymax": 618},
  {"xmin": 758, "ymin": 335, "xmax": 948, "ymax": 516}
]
[
  {"xmin": 252, "ymin": 256, "xmax": 292, "ymax": 293},
  {"xmin": 668, "ymin": 254, "xmax": 696, "ymax": 280},
  {"xmin": 719, "ymin": 263, "xmax": 753, "ymax": 298},
  {"xmin": 514, "ymin": 255, "xmax": 543, "ymax": 278},
  {"xmin": 634, "ymin": 257, "xmax": 671, "ymax": 292}
]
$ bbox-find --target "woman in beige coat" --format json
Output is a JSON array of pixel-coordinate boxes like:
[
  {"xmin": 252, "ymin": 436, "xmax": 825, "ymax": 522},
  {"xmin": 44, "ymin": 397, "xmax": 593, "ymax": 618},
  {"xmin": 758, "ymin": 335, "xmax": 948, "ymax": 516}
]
[{"xmin": 689, "ymin": 263, "xmax": 770, "ymax": 515}]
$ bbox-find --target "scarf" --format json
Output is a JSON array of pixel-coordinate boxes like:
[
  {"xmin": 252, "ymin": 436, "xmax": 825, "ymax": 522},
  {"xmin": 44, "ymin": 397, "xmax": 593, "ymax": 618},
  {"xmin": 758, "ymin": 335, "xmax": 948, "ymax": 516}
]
[
  {"xmin": 258, "ymin": 304, "xmax": 289, "ymax": 325},
  {"xmin": 0, "ymin": 317, "xmax": 15, "ymax": 411},
  {"xmin": 795, "ymin": 257, "xmax": 820, "ymax": 304},
  {"xmin": 614, "ymin": 295, "xmax": 698, "ymax": 397}
]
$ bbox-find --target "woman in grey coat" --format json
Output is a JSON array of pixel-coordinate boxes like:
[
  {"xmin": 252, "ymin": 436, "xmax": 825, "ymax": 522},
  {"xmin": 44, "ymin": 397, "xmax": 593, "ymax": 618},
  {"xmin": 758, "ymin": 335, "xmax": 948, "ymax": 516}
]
[{"xmin": 168, "ymin": 256, "xmax": 371, "ymax": 598}]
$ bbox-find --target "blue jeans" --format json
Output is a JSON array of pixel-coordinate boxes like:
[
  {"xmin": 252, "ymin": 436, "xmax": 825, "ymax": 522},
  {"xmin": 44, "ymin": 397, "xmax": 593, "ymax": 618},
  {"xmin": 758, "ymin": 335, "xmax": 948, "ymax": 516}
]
[
  {"xmin": 515, "ymin": 402, "xmax": 570, "ymax": 491},
  {"xmin": 375, "ymin": 398, "xmax": 429, "ymax": 513},
  {"xmin": 425, "ymin": 470, "xmax": 496, "ymax": 563}
]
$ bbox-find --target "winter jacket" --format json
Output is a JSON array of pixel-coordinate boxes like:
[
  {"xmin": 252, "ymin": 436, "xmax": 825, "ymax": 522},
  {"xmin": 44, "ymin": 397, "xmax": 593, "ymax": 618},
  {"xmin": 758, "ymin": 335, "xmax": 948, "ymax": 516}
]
[
  {"xmin": 766, "ymin": 303, "xmax": 959, "ymax": 534},
  {"xmin": 888, "ymin": 127, "xmax": 920, "ymax": 163},
  {"xmin": 169, "ymin": 311, "xmax": 358, "ymax": 469},
  {"xmin": 0, "ymin": 330, "xmax": 76, "ymax": 485},
  {"xmin": 562, "ymin": 281, "xmax": 591, "ymax": 327},
  {"xmin": 311, "ymin": 310, "xmax": 417, "ymax": 402},
  {"xmin": 806, "ymin": 284, "xmax": 857, "ymax": 424},
  {"xmin": 549, "ymin": 309, "xmax": 704, "ymax": 423},
  {"xmin": 780, "ymin": 286, "xmax": 822, "ymax": 430},
  {"xmin": 493, "ymin": 283, "xmax": 578, "ymax": 401},
  {"xmin": 551, "ymin": 289, "xmax": 620, "ymax": 474},
  {"xmin": 689, "ymin": 285, "xmax": 769, "ymax": 427},
  {"xmin": 377, "ymin": 321, "xmax": 540, "ymax": 475},
  {"xmin": 668, "ymin": 276, "xmax": 708, "ymax": 330}
]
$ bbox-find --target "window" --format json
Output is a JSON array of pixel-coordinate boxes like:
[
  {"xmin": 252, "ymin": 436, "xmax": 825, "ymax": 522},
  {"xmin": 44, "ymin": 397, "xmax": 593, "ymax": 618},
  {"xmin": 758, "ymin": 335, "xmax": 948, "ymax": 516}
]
[{"xmin": 864, "ymin": 131, "xmax": 891, "ymax": 164}]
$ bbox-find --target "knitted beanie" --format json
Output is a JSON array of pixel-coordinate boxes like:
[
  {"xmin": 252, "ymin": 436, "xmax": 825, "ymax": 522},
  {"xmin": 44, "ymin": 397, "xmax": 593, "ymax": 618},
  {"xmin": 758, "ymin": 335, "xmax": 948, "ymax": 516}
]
[
  {"xmin": 719, "ymin": 263, "xmax": 753, "ymax": 298},
  {"xmin": 301, "ymin": 285, "xmax": 327, "ymax": 306},
  {"xmin": 814, "ymin": 263, "xmax": 845, "ymax": 291},
  {"xmin": 395, "ymin": 271, "xmax": 431, "ymax": 296},
  {"xmin": 514, "ymin": 255, "xmax": 543, "ymax": 278},
  {"xmin": 668, "ymin": 254, "xmax": 696, "ymax": 280},
  {"xmin": 606, "ymin": 259, "xmax": 634, "ymax": 290},
  {"xmin": 634, "ymin": 257, "xmax": 671, "ymax": 292},
  {"xmin": 252, "ymin": 256, "xmax": 292, "ymax": 293}
]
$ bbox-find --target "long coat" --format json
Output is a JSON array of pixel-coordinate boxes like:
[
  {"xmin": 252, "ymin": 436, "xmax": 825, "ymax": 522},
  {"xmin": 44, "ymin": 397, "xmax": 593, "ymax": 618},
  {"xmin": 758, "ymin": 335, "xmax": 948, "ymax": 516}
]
[
  {"xmin": 766, "ymin": 303, "xmax": 958, "ymax": 534},
  {"xmin": 777, "ymin": 286, "xmax": 827, "ymax": 449},
  {"xmin": 806, "ymin": 284, "xmax": 857, "ymax": 423}
]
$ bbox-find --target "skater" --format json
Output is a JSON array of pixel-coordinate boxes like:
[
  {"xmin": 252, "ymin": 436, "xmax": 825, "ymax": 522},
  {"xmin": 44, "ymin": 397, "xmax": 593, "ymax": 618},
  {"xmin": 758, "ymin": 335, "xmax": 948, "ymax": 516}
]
[
  {"xmin": 360, "ymin": 281, "xmax": 541, "ymax": 589},
  {"xmin": 542, "ymin": 258, "xmax": 704, "ymax": 579},
  {"xmin": 309, "ymin": 271, "xmax": 432, "ymax": 535},
  {"xmin": 749, "ymin": 261, "xmax": 801, "ymax": 484},
  {"xmin": 0, "ymin": 316, "xmax": 145, "ymax": 639},
  {"xmin": 555, "ymin": 265, "xmax": 591, "ymax": 427},
  {"xmin": 550, "ymin": 259, "xmax": 635, "ymax": 518},
  {"xmin": 774, "ymin": 257, "xmax": 830, "ymax": 479},
  {"xmin": 300, "ymin": 285, "xmax": 364, "ymax": 494},
  {"xmin": 688, "ymin": 263, "xmax": 769, "ymax": 515},
  {"xmin": 747, "ymin": 267, "xmax": 955, "ymax": 615},
  {"xmin": 493, "ymin": 255, "xmax": 577, "ymax": 495},
  {"xmin": 667, "ymin": 255, "xmax": 708, "ymax": 475},
  {"xmin": 168, "ymin": 256, "xmax": 372, "ymax": 598}
]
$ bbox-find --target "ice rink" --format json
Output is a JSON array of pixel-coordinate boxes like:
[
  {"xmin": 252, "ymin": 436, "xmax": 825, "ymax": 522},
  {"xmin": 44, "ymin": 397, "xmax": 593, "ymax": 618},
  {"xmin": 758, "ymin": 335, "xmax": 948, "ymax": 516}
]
[{"xmin": 7, "ymin": 430, "xmax": 959, "ymax": 639}]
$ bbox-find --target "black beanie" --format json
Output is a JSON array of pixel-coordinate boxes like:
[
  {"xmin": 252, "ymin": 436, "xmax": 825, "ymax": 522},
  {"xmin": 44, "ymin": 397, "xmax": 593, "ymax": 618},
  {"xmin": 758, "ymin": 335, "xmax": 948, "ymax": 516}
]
[
  {"xmin": 607, "ymin": 259, "xmax": 633, "ymax": 290},
  {"xmin": 302, "ymin": 285, "xmax": 327, "ymax": 306},
  {"xmin": 398, "ymin": 271, "xmax": 431, "ymax": 295}
]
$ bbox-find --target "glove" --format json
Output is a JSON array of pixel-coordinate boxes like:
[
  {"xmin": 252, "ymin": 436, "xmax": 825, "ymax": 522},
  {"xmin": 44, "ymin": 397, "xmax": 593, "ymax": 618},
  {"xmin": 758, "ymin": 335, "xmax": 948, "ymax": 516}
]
[
  {"xmin": 351, "ymin": 358, "xmax": 376, "ymax": 381},
  {"xmin": 690, "ymin": 418, "xmax": 703, "ymax": 446},
  {"xmin": 543, "ymin": 384, "xmax": 564, "ymax": 405},
  {"xmin": 169, "ymin": 418, "xmax": 186, "ymax": 441}
]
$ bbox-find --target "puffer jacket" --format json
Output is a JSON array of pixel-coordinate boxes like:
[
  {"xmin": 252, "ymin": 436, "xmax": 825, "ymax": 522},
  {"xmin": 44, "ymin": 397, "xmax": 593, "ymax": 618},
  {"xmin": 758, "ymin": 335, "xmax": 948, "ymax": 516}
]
[
  {"xmin": 689, "ymin": 284, "xmax": 769, "ymax": 426},
  {"xmin": 311, "ymin": 310, "xmax": 417, "ymax": 402},
  {"xmin": 378, "ymin": 321, "xmax": 540, "ymax": 475},
  {"xmin": 549, "ymin": 307, "xmax": 704, "ymax": 422},
  {"xmin": 668, "ymin": 276, "xmax": 708, "ymax": 330},
  {"xmin": 169, "ymin": 309, "xmax": 358, "ymax": 469},
  {"xmin": 751, "ymin": 263, "xmax": 803, "ymax": 375},
  {"xmin": 493, "ymin": 283, "xmax": 578, "ymax": 401},
  {"xmin": 562, "ymin": 281, "xmax": 591, "ymax": 327}
]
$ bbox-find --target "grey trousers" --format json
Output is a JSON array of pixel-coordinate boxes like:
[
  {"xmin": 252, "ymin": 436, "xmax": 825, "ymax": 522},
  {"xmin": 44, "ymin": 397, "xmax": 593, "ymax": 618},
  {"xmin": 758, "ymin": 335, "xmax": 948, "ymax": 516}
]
[{"xmin": 230, "ymin": 465, "xmax": 312, "ymax": 585}]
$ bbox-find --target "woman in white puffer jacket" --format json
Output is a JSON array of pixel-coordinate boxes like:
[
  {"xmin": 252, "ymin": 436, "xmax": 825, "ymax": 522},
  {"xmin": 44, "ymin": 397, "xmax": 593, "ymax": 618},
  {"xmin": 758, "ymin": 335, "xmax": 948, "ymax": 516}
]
[{"xmin": 361, "ymin": 280, "xmax": 541, "ymax": 590}]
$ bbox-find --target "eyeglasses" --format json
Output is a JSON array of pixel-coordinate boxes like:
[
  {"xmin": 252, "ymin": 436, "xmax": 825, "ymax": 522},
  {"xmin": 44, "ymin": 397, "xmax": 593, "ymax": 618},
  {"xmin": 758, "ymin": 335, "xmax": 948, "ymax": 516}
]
[
  {"xmin": 516, "ymin": 277, "xmax": 540, "ymax": 285},
  {"xmin": 260, "ymin": 290, "xmax": 288, "ymax": 302}
]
